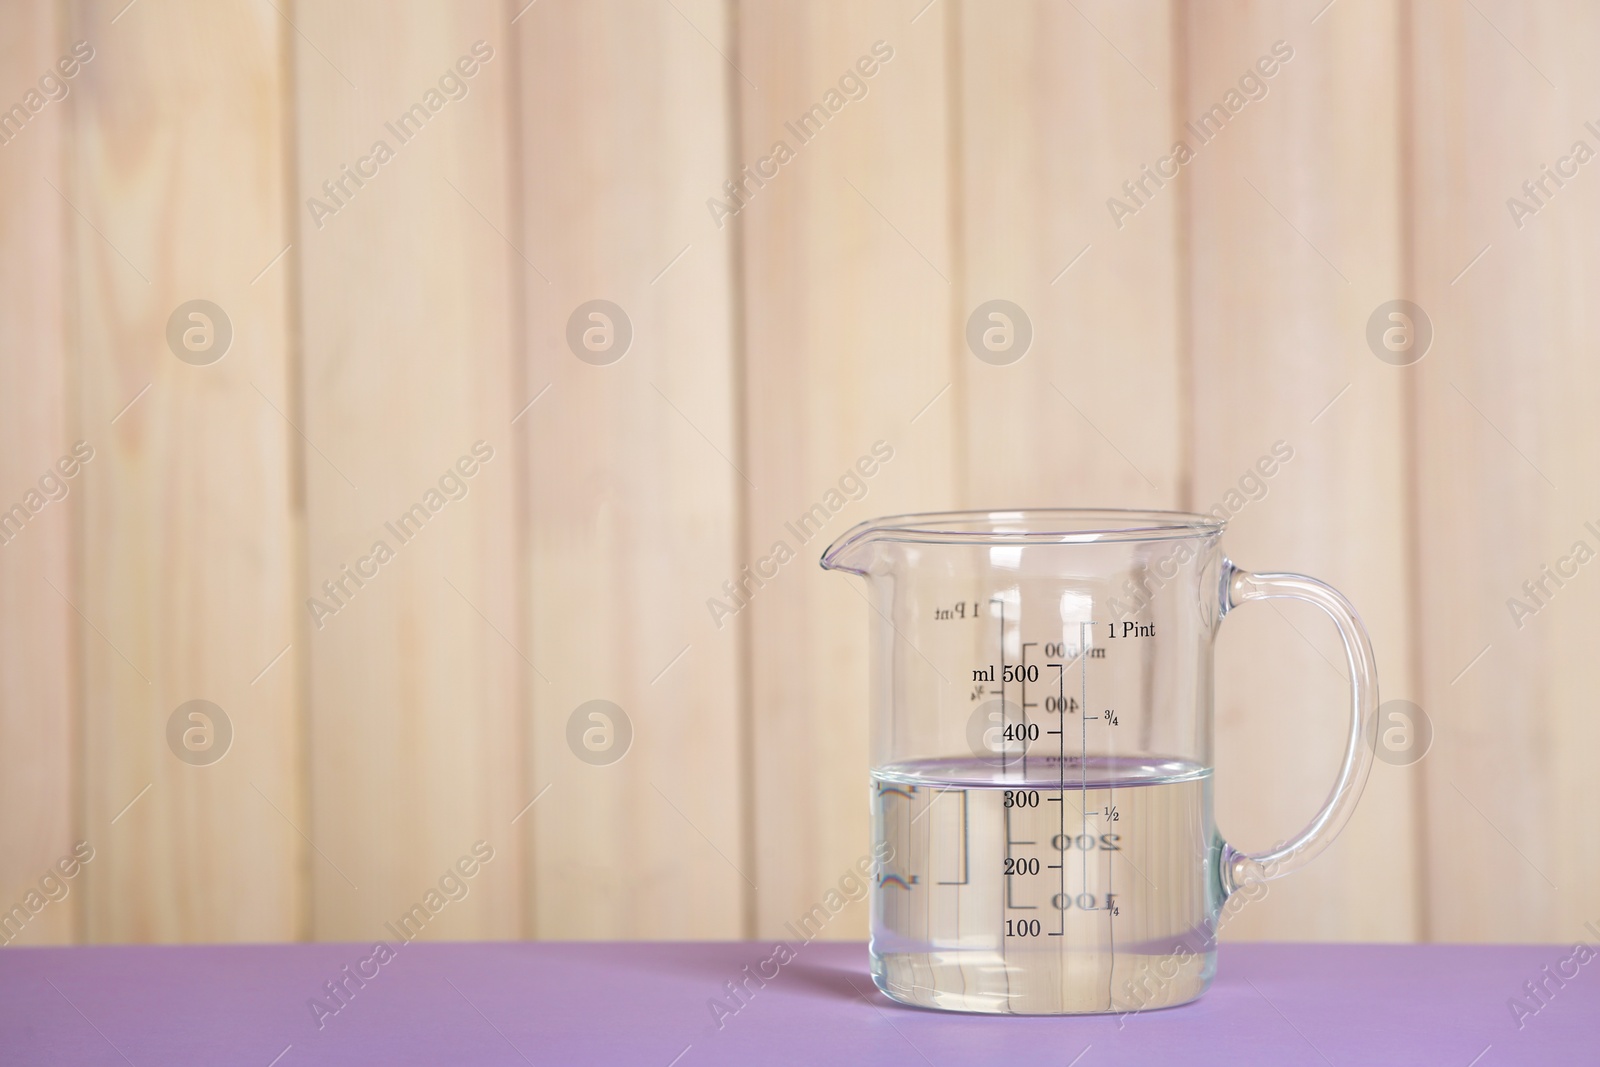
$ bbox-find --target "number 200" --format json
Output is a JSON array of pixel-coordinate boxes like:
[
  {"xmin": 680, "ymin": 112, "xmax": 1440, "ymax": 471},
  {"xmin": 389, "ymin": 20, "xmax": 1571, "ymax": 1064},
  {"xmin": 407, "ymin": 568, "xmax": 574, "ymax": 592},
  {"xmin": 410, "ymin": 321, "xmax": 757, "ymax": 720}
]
[{"xmin": 1052, "ymin": 832, "xmax": 1121, "ymax": 851}]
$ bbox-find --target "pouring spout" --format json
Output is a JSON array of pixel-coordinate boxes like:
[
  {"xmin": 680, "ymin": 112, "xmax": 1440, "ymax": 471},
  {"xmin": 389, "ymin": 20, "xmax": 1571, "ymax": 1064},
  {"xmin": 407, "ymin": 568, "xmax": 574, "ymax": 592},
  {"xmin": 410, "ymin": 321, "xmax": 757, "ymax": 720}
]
[{"xmin": 818, "ymin": 519, "xmax": 883, "ymax": 576}]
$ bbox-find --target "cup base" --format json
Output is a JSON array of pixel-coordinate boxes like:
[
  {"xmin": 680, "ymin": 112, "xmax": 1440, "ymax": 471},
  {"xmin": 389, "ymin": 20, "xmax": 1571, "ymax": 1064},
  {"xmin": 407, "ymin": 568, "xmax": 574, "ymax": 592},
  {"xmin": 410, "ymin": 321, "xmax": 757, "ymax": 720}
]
[{"xmin": 870, "ymin": 948, "xmax": 1215, "ymax": 1015}]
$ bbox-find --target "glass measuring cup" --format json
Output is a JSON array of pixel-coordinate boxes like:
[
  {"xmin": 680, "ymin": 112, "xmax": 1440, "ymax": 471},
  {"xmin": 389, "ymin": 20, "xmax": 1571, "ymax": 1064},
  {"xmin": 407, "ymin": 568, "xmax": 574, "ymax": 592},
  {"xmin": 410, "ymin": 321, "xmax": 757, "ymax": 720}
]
[{"xmin": 821, "ymin": 509, "xmax": 1378, "ymax": 1015}]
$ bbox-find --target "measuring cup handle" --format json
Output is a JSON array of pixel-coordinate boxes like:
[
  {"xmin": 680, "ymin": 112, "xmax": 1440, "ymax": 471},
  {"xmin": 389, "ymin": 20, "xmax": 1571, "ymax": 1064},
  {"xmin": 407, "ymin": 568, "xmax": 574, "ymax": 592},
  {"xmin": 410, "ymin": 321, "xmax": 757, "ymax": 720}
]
[{"xmin": 1215, "ymin": 558, "xmax": 1380, "ymax": 897}]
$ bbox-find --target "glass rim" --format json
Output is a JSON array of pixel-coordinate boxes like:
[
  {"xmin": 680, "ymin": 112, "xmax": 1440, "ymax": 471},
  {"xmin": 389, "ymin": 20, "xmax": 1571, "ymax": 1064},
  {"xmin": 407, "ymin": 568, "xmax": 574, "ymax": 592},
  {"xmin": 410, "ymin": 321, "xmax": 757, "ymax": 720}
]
[{"xmin": 822, "ymin": 508, "xmax": 1225, "ymax": 564}]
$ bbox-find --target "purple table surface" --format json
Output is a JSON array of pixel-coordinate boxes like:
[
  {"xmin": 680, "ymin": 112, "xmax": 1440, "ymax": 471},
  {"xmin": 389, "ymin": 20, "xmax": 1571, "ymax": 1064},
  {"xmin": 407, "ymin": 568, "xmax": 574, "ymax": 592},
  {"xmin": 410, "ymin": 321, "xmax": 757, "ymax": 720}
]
[{"xmin": 2, "ymin": 940, "xmax": 1595, "ymax": 1065}]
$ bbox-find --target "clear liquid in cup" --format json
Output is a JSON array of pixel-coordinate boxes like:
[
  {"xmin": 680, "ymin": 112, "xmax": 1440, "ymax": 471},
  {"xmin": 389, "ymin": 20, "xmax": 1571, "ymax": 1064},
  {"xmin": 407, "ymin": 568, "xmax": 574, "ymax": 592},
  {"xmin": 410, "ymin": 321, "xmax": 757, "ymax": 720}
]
[{"xmin": 870, "ymin": 756, "xmax": 1222, "ymax": 1014}]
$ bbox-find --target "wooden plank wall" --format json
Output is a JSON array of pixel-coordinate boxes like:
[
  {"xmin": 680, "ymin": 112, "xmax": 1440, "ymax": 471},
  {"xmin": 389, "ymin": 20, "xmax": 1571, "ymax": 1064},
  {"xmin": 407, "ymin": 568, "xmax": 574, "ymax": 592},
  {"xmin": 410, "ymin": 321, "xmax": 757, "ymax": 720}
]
[
  {"xmin": 737, "ymin": 0, "xmax": 957, "ymax": 941},
  {"xmin": 0, "ymin": 0, "xmax": 75, "ymax": 947},
  {"xmin": 956, "ymin": 0, "xmax": 1185, "ymax": 509},
  {"xmin": 0, "ymin": 0, "xmax": 1597, "ymax": 945},
  {"xmin": 72, "ymin": 0, "xmax": 303, "ymax": 941},
  {"xmin": 518, "ymin": 0, "xmax": 744, "ymax": 938},
  {"xmin": 1185, "ymin": 1, "xmax": 1417, "ymax": 941},
  {"xmin": 1409, "ymin": 0, "xmax": 1600, "ymax": 942},
  {"xmin": 294, "ymin": 1, "xmax": 525, "ymax": 941}
]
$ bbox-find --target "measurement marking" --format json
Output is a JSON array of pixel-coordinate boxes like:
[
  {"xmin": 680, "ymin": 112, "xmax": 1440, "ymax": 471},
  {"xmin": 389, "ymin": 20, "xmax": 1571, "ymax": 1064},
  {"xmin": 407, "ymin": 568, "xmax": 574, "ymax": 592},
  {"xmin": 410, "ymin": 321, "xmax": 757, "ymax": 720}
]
[
  {"xmin": 1105, "ymin": 670, "xmax": 1116, "ymax": 1006},
  {"xmin": 1449, "ymin": 243, "xmax": 1492, "ymax": 286},
  {"xmin": 46, "ymin": 979, "xmax": 137, "ymax": 1067},
  {"xmin": 266, "ymin": 1044, "xmax": 293, "ymax": 1067},
  {"xmin": 110, "ymin": 783, "xmax": 152, "ymax": 825},
  {"xmin": 665, "ymin": 1044, "xmax": 693, "ymax": 1067},
  {"xmin": 1021, "ymin": 641, "xmax": 1036, "ymax": 778},
  {"xmin": 109, "ymin": 0, "xmax": 141, "ymax": 23},
  {"xmin": 110, "ymin": 382, "xmax": 152, "ymax": 424},
  {"xmin": 510, "ymin": 382, "xmax": 553, "ymax": 424},
  {"xmin": 910, "ymin": 783, "xmax": 941, "ymax": 823},
  {"xmin": 1050, "ymin": 243, "xmax": 1092, "ymax": 284},
  {"xmin": 1451, "ymin": 643, "xmax": 1492, "ymax": 685},
  {"xmin": 250, "ymin": 243, "xmax": 292, "ymax": 285},
  {"xmin": 1309, "ymin": 0, "xmax": 1338, "ymax": 23},
  {"xmin": 1003, "ymin": 805, "xmax": 1027, "ymax": 909},
  {"xmin": 1058, "ymin": 654, "xmax": 1069, "ymax": 937},
  {"xmin": 251, "ymin": 643, "xmax": 292, "ymax": 686},
  {"xmin": 933, "ymin": 789, "xmax": 969, "ymax": 885},
  {"xmin": 1056, "ymin": 655, "xmax": 1068, "ymax": 940},
  {"xmin": 1067, "ymin": 1046, "xmax": 1093, "ymax": 1067},
  {"xmin": 510, "ymin": 782, "xmax": 553, "ymax": 825},
  {"xmin": 1465, "ymin": 1044, "xmax": 1492, "ymax": 1067},
  {"xmin": 1080, "ymin": 622, "xmax": 1090, "ymax": 942},
  {"xmin": 1001, "ymin": 749, "xmax": 1018, "ymax": 1004},
  {"xmin": 994, "ymin": 597, "xmax": 1008, "ymax": 775},
  {"xmin": 910, "ymin": 0, "xmax": 939, "ymax": 23},
  {"xmin": 511, "ymin": 0, "xmax": 540, "ymax": 22}
]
